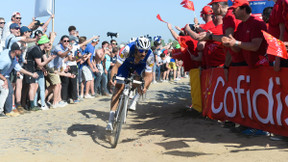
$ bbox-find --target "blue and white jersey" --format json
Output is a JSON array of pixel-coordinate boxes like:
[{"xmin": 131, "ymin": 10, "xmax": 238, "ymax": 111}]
[{"xmin": 117, "ymin": 42, "xmax": 154, "ymax": 77}]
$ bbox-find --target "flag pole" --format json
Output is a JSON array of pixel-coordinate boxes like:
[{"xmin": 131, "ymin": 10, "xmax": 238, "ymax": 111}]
[{"xmin": 52, "ymin": 0, "xmax": 55, "ymax": 33}]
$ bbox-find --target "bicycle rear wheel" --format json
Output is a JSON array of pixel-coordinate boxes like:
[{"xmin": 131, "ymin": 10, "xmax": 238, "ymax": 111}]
[{"xmin": 111, "ymin": 96, "xmax": 128, "ymax": 148}]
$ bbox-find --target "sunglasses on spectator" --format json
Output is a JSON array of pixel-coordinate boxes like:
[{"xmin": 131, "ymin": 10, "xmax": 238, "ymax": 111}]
[
  {"xmin": 112, "ymin": 42, "xmax": 117, "ymax": 45},
  {"xmin": 138, "ymin": 49, "xmax": 148, "ymax": 53},
  {"xmin": 0, "ymin": 22, "xmax": 5, "ymax": 24},
  {"xmin": 13, "ymin": 27, "xmax": 20, "ymax": 30},
  {"xmin": 15, "ymin": 17, "xmax": 22, "ymax": 20},
  {"xmin": 63, "ymin": 40, "xmax": 70, "ymax": 42}
]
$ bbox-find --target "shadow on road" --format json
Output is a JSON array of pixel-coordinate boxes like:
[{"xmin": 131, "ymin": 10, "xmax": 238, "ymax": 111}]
[
  {"xmin": 127, "ymin": 82, "xmax": 288, "ymax": 157},
  {"xmin": 78, "ymin": 109, "xmax": 107, "ymax": 122},
  {"xmin": 67, "ymin": 124, "xmax": 111, "ymax": 149}
]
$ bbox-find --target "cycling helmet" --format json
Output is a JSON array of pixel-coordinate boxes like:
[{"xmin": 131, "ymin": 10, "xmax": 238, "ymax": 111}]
[
  {"xmin": 129, "ymin": 37, "xmax": 137, "ymax": 43},
  {"xmin": 153, "ymin": 36, "xmax": 162, "ymax": 44},
  {"xmin": 135, "ymin": 36, "xmax": 151, "ymax": 50}
]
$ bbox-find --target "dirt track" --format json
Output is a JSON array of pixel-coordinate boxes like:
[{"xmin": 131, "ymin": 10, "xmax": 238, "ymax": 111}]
[{"xmin": 0, "ymin": 78, "xmax": 288, "ymax": 162}]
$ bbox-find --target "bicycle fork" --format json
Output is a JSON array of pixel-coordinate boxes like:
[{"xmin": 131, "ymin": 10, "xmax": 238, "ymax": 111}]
[
  {"xmin": 122, "ymin": 86, "xmax": 130, "ymax": 123},
  {"xmin": 115, "ymin": 86, "xmax": 130, "ymax": 124}
]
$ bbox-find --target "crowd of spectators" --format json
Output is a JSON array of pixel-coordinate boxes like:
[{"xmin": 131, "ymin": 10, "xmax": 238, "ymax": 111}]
[
  {"xmin": 164, "ymin": 0, "xmax": 288, "ymax": 138},
  {"xmin": 0, "ymin": 11, "xmax": 187, "ymax": 118},
  {"xmin": 0, "ymin": 12, "xmax": 116, "ymax": 117}
]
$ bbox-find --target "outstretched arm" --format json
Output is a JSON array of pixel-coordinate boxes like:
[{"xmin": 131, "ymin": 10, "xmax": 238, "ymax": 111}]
[{"xmin": 167, "ymin": 23, "xmax": 179, "ymax": 40}]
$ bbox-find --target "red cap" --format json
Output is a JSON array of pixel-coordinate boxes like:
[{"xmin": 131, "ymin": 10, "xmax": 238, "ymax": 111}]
[
  {"xmin": 208, "ymin": 0, "xmax": 228, "ymax": 5},
  {"xmin": 163, "ymin": 50, "xmax": 168, "ymax": 55},
  {"xmin": 229, "ymin": 0, "xmax": 249, "ymax": 9},
  {"xmin": 201, "ymin": 6, "xmax": 213, "ymax": 16}
]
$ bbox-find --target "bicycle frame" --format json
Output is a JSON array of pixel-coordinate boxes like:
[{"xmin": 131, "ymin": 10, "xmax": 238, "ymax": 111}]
[{"xmin": 114, "ymin": 75, "xmax": 143, "ymax": 123}]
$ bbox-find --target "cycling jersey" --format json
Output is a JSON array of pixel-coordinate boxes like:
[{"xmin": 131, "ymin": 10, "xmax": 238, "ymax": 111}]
[{"xmin": 117, "ymin": 42, "xmax": 154, "ymax": 77}]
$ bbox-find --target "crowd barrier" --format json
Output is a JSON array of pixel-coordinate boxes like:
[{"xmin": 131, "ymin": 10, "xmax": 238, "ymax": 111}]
[{"xmin": 201, "ymin": 66, "xmax": 288, "ymax": 136}]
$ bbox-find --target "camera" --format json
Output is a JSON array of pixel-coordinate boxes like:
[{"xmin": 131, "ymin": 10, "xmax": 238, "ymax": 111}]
[{"xmin": 107, "ymin": 32, "xmax": 119, "ymax": 39}]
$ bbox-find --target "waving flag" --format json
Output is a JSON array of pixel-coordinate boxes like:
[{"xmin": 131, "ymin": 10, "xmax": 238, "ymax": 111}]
[
  {"xmin": 177, "ymin": 36, "xmax": 188, "ymax": 53},
  {"xmin": 181, "ymin": 0, "xmax": 195, "ymax": 11},
  {"xmin": 180, "ymin": 0, "xmax": 188, "ymax": 5},
  {"xmin": 34, "ymin": 0, "xmax": 53, "ymax": 17},
  {"xmin": 262, "ymin": 30, "xmax": 288, "ymax": 59},
  {"xmin": 156, "ymin": 14, "xmax": 167, "ymax": 23}
]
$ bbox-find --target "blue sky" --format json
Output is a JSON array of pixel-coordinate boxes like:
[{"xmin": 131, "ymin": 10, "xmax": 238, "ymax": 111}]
[{"xmin": 1, "ymin": 0, "xmax": 212, "ymax": 46}]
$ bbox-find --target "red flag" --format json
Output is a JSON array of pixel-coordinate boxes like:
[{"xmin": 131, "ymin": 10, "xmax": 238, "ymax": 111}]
[
  {"xmin": 177, "ymin": 37, "xmax": 188, "ymax": 53},
  {"xmin": 262, "ymin": 30, "xmax": 288, "ymax": 59},
  {"xmin": 156, "ymin": 14, "xmax": 167, "ymax": 23},
  {"xmin": 180, "ymin": 0, "xmax": 188, "ymax": 5},
  {"xmin": 181, "ymin": 0, "xmax": 195, "ymax": 11}
]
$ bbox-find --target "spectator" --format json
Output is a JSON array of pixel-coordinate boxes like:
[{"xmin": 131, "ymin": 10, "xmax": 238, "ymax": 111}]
[
  {"xmin": 110, "ymin": 39, "xmax": 117, "ymax": 49},
  {"xmin": 76, "ymin": 37, "xmax": 89, "ymax": 99},
  {"xmin": 175, "ymin": 58, "xmax": 182, "ymax": 80},
  {"xmin": 60, "ymin": 35, "xmax": 80, "ymax": 103},
  {"xmin": 262, "ymin": 7, "xmax": 273, "ymax": 24},
  {"xmin": 65, "ymin": 34, "xmax": 99, "ymax": 103},
  {"xmin": 82, "ymin": 39, "xmax": 99, "ymax": 98},
  {"xmin": 167, "ymin": 22, "xmax": 202, "ymax": 112},
  {"xmin": 24, "ymin": 35, "xmax": 55, "ymax": 110},
  {"xmin": 168, "ymin": 54, "xmax": 177, "ymax": 81},
  {"xmin": 0, "ymin": 42, "xmax": 38, "ymax": 117},
  {"xmin": 95, "ymin": 41, "xmax": 110, "ymax": 96},
  {"xmin": 5, "ymin": 23, "xmax": 36, "ymax": 49},
  {"xmin": 153, "ymin": 36, "xmax": 163, "ymax": 82},
  {"xmin": 222, "ymin": 0, "xmax": 268, "ymax": 68},
  {"xmin": 159, "ymin": 51, "xmax": 170, "ymax": 82},
  {"xmin": 0, "ymin": 71, "xmax": 9, "ymax": 117},
  {"xmin": 2, "ymin": 12, "xmax": 21, "ymax": 41},
  {"xmin": 30, "ymin": 15, "xmax": 54, "ymax": 34},
  {"xmin": 108, "ymin": 47, "xmax": 118, "ymax": 93},
  {"xmin": 13, "ymin": 26, "xmax": 33, "ymax": 113},
  {"xmin": 0, "ymin": 17, "xmax": 5, "ymax": 52},
  {"xmin": 68, "ymin": 25, "xmax": 79, "ymax": 42},
  {"xmin": 46, "ymin": 35, "xmax": 72, "ymax": 108},
  {"xmin": 103, "ymin": 44, "xmax": 112, "ymax": 95},
  {"xmin": 150, "ymin": 46, "xmax": 158, "ymax": 83},
  {"xmin": 268, "ymin": 0, "xmax": 285, "ymax": 71}
]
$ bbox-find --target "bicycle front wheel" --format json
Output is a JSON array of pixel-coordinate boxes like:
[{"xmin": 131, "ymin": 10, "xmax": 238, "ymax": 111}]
[{"xmin": 111, "ymin": 95, "xmax": 128, "ymax": 148}]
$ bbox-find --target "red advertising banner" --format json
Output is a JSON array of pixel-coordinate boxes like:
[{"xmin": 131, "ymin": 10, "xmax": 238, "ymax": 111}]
[{"xmin": 201, "ymin": 66, "xmax": 288, "ymax": 136}]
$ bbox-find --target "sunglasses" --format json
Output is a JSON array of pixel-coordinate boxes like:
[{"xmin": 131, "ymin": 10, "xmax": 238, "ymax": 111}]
[
  {"xmin": 0, "ymin": 22, "xmax": 5, "ymax": 24},
  {"xmin": 112, "ymin": 42, "xmax": 117, "ymax": 45},
  {"xmin": 13, "ymin": 27, "xmax": 20, "ymax": 30},
  {"xmin": 63, "ymin": 40, "xmax": 70, "ymax": 42},
  {"xmin": 138, "ymin": 49, "xmax": 148, "ymax": 53},
  {"xmin": 15, "ymin": 17, "xmax": 22, "ymax": 20}
]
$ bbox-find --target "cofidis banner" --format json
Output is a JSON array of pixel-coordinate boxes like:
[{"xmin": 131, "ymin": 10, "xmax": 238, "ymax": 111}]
[{"xmin": 201, "ymin": 66, "xmax": 288, "ymax": 136}]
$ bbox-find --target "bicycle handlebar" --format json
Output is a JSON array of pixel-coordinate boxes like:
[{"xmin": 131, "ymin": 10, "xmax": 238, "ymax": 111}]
[{"xmin": 115, "ymin": 76, "xmax": 143, "ymax": 85}]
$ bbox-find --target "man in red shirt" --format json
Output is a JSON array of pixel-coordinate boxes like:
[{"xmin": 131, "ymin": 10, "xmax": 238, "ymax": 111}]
[
  {"xmin": 200, "ymin": 0, "xmax": 244, "ymax": 70},
  {"xmin": 201, "ymin": 15, "xmax": 226, "ymax": 68},
  {"xmin": 267, "ymin": 0, "xmax": 285, "ymax": 70},
  {"xmin": 182, "ymin": 6, "xmax": 215, "ymax": 40},
  {"xmin": 184, "ymin": 6, "xmax": 215, "ymax": 67},
  {"xmin": 167, "ymin": 23, "xmax": 203, "ymax": 112},
  {"xmin": 222, "ymin": 0, "xmax": 268, "ymax": 68},
  {"xmin": 198, "ymin": 6, "xmax": 216, "ymax": 32}
]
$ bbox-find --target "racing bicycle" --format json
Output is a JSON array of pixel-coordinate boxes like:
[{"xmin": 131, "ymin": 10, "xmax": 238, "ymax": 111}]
[{"xmin": 109, "ymin": 74, "xmax": 144, "ymax": 148}]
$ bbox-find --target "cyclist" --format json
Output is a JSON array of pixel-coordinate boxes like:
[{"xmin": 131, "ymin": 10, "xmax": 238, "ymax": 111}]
[{"xmin": 106, "ymin": 36, "xmax": 154, "ymax": 131}]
